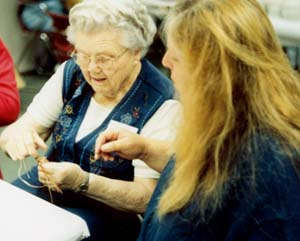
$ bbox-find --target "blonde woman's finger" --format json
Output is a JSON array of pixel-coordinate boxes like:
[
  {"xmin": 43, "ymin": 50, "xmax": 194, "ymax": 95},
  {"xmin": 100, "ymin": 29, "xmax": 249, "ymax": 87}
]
[{"xmin": 95, "ymin": 130, "xmax": 119, "ymax": 159}]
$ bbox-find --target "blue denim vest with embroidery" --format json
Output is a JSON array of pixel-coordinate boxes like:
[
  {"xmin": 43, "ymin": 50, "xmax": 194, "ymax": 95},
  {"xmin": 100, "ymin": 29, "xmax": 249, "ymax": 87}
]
[{"xmin": 47, "ymin": 58, "xmax": 174, "ymax": 181}]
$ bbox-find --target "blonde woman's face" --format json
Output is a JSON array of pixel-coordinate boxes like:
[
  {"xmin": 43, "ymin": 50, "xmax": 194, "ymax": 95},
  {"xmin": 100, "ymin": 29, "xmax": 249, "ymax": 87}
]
[
  {"xmin": 74, "ymin": 30, "xmax": 140, "ymax": 99},
  {"xmin": 162, "ymin": 36, "xmax": 187, "ymax": 96}
]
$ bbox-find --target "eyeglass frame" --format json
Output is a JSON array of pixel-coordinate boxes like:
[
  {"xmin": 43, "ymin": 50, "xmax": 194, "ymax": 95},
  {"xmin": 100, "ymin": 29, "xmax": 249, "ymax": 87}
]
[{"xmin": 71, "ymin": 48, "xmax": 128, "ymax": 71}]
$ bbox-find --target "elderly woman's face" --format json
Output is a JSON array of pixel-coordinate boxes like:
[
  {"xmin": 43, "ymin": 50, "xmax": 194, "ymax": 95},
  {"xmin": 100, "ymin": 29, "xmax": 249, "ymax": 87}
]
[{"xmin": 74, "ymin": 29, "xmax": 140, "ymax": 99}]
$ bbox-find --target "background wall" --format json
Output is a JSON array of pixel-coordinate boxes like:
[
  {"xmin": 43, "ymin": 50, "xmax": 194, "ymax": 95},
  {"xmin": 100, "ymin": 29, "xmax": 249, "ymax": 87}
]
[{"xmin": 0, "ymin": 0, "xmax": 34, "ymax": 72}]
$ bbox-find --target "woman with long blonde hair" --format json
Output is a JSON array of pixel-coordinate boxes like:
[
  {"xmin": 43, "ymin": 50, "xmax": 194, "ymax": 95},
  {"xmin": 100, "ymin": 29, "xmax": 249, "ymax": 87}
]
[{"xmin": 95, "ymin": 0, "xmax": 300, "ymax": 240}]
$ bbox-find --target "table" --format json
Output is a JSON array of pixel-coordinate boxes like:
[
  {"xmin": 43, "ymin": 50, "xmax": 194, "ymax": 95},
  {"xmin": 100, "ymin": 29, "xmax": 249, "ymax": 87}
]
[{"xmin": 0, "ymin": 180, "xmax": 90, "ymax": 241}]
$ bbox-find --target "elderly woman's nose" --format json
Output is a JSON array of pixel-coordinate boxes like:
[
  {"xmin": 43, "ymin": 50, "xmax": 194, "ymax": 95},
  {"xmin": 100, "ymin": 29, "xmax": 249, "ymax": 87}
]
[{"xmin": 87, "ymin": 59, "xmax": 100, "ymax": 72}]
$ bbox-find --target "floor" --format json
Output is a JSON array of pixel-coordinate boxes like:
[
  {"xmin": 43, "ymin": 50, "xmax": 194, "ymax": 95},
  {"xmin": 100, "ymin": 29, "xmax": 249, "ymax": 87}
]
[{"xmin": 0, "ymin": 74, "xmax": 48, "ymax": 182}]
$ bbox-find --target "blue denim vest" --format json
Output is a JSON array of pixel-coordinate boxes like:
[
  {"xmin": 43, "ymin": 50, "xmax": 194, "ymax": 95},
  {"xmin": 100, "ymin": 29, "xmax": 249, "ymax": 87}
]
[{"xmin": 47, "ymin": 58, "xmax": 174, "ymax": 181}]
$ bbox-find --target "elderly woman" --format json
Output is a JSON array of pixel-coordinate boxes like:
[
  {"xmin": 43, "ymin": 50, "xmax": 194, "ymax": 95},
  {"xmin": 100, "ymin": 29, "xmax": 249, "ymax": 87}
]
[
  {"xmin": 95, "ymin": 0, "xmax": 300, "ymax": 240},
  {"xmin": 0, "ymin": 0, "xmax": 180, "ymax": 240}
]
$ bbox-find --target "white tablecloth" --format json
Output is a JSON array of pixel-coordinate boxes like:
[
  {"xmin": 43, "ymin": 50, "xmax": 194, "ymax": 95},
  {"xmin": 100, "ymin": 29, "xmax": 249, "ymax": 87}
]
[{"xmin": 0, "ymin": 180, "xmax": 90, "ymax": 241}]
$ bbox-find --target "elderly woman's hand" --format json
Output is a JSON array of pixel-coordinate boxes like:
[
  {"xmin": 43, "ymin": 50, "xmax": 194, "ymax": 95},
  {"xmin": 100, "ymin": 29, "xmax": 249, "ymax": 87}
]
[
  {"xmin": 0, "ymin": 122, "xmax": 48, "ymax": 161},
  {"xmin": 94, "ymin": 129, "xmax": 147, "ymax": 161},
  {"xmin": 38, "ymin": 161, "xmax": 87, "ymax": 191}
]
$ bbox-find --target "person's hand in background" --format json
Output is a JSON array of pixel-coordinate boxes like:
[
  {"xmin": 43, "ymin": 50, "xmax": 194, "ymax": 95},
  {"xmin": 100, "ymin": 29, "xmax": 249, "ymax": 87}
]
[
  {"xmin": 95, "ymin": 129, "xmax": 147, "ymax": 161},
  {"xmin": 95, "ymin": 128, "xmax": 172, "ymax": 173}
]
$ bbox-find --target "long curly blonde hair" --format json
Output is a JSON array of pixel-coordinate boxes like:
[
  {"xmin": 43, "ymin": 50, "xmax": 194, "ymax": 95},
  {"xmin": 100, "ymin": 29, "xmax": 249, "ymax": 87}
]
[{"xmin": 158, "ymin": 0, "xmax": 300, "ymax": 219}]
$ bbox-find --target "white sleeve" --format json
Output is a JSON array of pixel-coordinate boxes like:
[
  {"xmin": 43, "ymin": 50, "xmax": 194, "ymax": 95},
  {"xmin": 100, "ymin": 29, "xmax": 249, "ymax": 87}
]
[
  {"xmin": 26, "ymin": 62, "xmax": 66, "ymax": 128},
  {"xmin": 133, "ymin": 99, "xmax": 182, "ymax": 179}
]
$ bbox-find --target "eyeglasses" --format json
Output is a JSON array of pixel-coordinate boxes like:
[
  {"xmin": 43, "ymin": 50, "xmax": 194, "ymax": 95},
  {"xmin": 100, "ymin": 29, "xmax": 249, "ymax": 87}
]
[{"xmin": 72, "ymin": 48, "xmax": 128, "ymax": 71}]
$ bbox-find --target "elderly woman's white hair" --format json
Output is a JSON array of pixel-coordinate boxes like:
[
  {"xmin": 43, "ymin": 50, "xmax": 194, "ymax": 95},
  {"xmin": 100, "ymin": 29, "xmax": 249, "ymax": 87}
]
[{"xmin": 66, "ymin": 0, "xmax": 157, "ymax": 57}]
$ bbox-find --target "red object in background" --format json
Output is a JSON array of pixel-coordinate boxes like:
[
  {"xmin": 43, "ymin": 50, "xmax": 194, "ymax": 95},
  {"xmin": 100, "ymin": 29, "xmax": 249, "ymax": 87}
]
[
  {"xmin": 48, "ymin": 11, "xmax": 69, "ymax": 30},
  {"xmin": 49, "ymin": 31, "xmax": 73, "ymax": 63},
  {"xmin": 0, "ymin": 38, "xmax": 21, "ymax": 126},
  {"xmin": 48, "ymin": 12, "xmax": 74, "ymax": 63},
  {"xmin": 0, "ymin": 170, "xmax": 2, "ymax": 179},
  {"xmin": 17, "ymin": 1, "xmax": 73, "ymax": 65}
]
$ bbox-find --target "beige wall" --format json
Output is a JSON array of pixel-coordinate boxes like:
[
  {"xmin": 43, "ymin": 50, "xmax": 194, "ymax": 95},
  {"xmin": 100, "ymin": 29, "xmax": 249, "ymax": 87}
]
[{"xmin": 0, "ymin": 0, "xmax": 34, "ymax": 71}]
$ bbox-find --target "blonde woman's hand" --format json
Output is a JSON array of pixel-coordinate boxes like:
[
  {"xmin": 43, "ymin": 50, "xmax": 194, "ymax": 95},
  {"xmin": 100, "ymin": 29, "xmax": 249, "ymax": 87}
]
[
  {"xmin": 94, "ymin": 129, "xmax": 147, "ymax": 161},
  {"xmin": 0, "ymin": 123, "xmax": 47, "ymax": 161},
  {"xmin": 38, "ymin": 161, "xmax": 87, "ymax": 191}
]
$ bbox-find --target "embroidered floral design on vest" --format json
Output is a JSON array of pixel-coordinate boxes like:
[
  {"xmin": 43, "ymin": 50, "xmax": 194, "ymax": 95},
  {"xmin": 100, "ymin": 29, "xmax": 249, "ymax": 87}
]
[
  {"xmin": 53, "ymin": 109, "xmax": 73, "ymax": 143},
  {"xmin": 120, "ymin": 113, "xmax": 132, "ymax": 124},
  {"xmin": 60, "ymin": 115, "xmax": 72, "ymax": 126},
  {"xmin": 89, "ymin": 152, "xmax": 96, "ymax": 163},
  {"xmin": 132, "ymin": 107, "xmax": 140, "ymax": 119},
  {"xmin": 64, "ymin": 105, "xmax": 74, "ymax": 115},
  {"xmin": 55, "ymin": 135, "xmax": 62, "ymax": 143}
]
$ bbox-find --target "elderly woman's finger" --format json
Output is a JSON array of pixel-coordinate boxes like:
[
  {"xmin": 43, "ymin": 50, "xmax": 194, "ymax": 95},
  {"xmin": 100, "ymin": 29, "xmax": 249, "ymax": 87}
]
[
  {"xmin": 38, "ymin": 167, "xmax": 52, "ymax": 182},
  {"xmin": 46, "ymin": 177, "xmax": 63, "ymax": 193},
  {"xmin": 50, "ymin": 184, "xmax": 63, "ymax": 194},
  {"xmin": 38, "ymin": 165, "xmax": 52, "ymax": 176},
  {"xmin": 23, "ymin": 132, "xmax": 38, "ymax": 157},
  {"xmin": 39, "ymin": 171, "xmax": 63, "ymax": 193},
  {"xmin": 33, "ymin": 131, "xmax": 48, "ymax": 150},
  {"xmin": 38, "ymin": 170, "xmax": 47, "ymax": 182},
  {"xmin": 38, "ymin": 176, "xmax": 44, "ymax": 184},
  {"xmin": 14, "ymin": 139, "xmax": 30, "ymax": 160},
  {"xmin": 39, "ymin": 161, "xmax": 55, "ymax": 175},
  {"xmin": 37, "ymin": 164, "xmax": 42, "ymax": 173}
]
